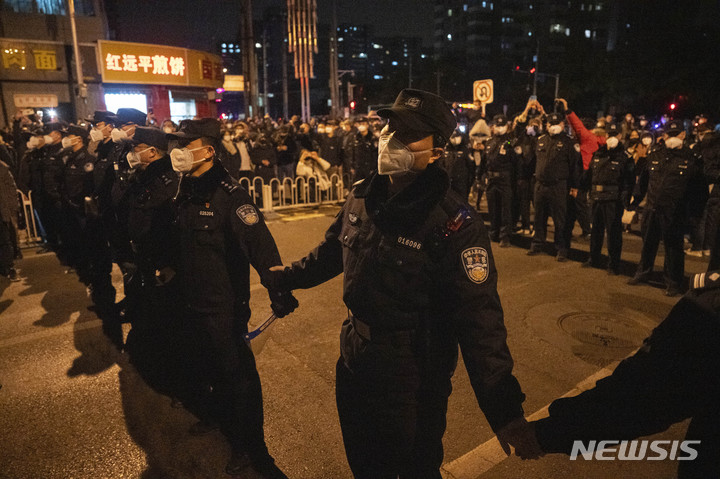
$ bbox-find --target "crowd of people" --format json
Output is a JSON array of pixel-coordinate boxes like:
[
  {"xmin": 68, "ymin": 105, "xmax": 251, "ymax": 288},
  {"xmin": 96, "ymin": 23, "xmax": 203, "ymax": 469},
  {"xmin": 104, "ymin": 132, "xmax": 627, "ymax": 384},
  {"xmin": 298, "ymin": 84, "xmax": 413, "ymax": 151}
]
[{"xmin": 0, "ymin": 90, "xmax": 719, "ymax": 477}]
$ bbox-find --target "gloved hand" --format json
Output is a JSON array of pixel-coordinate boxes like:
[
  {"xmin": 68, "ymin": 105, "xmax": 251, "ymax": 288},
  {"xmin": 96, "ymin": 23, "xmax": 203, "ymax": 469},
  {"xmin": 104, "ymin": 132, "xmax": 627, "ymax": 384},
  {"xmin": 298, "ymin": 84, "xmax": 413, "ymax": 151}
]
[
  {"xmin": 268, "ymin": 289, "xmax": 298, "ymax": 318},
  {"xmin": 265, "ymin": 265, "xmax": 290, "ymax": 292},
  {"xmin": 496, "ymin": 416, "xmax": 544, "ymax": 460}
]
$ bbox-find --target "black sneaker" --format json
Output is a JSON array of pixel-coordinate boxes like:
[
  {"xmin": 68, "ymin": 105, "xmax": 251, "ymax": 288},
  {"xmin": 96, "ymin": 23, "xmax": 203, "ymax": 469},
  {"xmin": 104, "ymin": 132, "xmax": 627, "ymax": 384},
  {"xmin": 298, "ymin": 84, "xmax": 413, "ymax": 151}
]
[
  {"xmin": 7, "ymin": 268, "xmax": 20, "ymax": 282},
  {"xmin": 526, "ymin": 249, "xmax": 541, "ymax": 256},
  {"xmin": 627, "ymin": 275, "xmax": 646, "ymax": 286}
]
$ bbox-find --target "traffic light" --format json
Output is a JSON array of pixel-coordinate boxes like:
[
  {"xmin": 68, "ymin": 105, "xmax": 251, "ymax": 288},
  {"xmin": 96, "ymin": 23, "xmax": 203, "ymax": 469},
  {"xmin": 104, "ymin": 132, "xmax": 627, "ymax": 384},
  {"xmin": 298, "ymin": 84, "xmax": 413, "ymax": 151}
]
[
  {"xmin": 670, "ymin": 103, "xmax": 676, "ymax": 111},
  {"xmin": 530, "ymin": 67, "xmax": 536, "ymax": 74},
  {"xmin": 515, "ymin": 65, "xmax": 520, "ymax": 71},
  {"xmin": 350, "ymin": 100, "xmax": 356, "ymax": 111}
]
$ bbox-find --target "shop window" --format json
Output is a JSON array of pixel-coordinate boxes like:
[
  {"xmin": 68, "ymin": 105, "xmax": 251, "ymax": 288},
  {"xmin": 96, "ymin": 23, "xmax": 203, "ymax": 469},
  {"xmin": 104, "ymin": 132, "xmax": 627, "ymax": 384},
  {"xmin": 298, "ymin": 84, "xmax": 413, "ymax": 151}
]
[
  {"xmin": 170, "ymin": 92, "xmax": 197, "ymax": 123},
  {"xmin": 4, "ymin": 0, "xmax": 94, "ymax": 15},
  {"xmin": 104, "ymin": 93, "xmax": 147, "ymax": 115}
]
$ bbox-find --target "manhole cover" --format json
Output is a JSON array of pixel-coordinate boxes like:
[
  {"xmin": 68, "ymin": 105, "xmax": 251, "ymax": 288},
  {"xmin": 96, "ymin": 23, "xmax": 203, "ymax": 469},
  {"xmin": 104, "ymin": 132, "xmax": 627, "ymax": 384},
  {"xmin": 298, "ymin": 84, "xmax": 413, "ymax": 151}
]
[
  {"xmin": 558, "ymin": 312, "xmax": 649, "ymax": 348},
  {"xmin": 526, "ymin": 301, "xmax": 659, "ymax": 366}
]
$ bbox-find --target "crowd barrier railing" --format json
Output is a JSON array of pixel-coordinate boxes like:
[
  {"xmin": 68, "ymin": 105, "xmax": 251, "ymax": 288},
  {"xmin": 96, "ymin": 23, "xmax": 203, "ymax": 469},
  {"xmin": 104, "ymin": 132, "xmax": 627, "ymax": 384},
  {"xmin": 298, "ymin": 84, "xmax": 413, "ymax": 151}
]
[
  {"xmin": 17, "ymin": 189, "xmax": 42, "ymax": 247},
  {"xmin": 239, "ymin": 174, "xmax": 346, "ymax": 213}
]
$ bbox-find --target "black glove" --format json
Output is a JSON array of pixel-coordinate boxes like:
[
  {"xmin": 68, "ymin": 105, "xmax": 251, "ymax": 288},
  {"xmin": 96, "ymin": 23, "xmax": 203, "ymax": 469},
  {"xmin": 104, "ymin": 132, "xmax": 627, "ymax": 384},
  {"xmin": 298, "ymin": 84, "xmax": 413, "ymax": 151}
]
[
  {"xmin": 268, "ymin": 289, "xmax": 298, "ymax": 318},
  {"xmin": 264, "ymin": 266, "xmax": 291, "ymax": 292}
]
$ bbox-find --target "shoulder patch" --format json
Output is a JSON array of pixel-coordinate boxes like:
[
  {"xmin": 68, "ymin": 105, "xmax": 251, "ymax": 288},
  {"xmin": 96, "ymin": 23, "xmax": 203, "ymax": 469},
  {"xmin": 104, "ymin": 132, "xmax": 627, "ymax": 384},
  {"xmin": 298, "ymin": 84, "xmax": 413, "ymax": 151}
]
[
  {"xmin": 461, "ymin": 247, "xmax": 489, "ymax": 284},
  {"xmin": 236, "ymin": 204, "xmax": 260, "ymax": 225},
  {"xmin": 160, "ymin": 172, "xmax": 174, "ymax": 186},
  {"xmin": 574, "ymin": 143, "xmax": 581, "ymax": 153}
]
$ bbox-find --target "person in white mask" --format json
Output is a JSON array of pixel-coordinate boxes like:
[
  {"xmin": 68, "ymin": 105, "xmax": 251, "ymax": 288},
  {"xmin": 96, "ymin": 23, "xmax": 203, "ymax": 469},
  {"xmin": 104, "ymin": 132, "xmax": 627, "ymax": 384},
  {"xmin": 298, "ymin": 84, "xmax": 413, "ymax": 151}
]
[
  {"xmin": 527, "ymin": 111, "xmax": 583, "ymax": 261},
  {"xmin": 582, "ymin": 123, "xmax": 636, "ymax": 275},
  {"xmin": 628, "ymin": 120, "xmax": 705, "ymax": 296},
  {"xmin": 168, "ymin": 118, "xmax": 297, "ymax": 478},
  {"xmin": 268, "ymin": 88, "xmax": 542, "ymax": 479}
]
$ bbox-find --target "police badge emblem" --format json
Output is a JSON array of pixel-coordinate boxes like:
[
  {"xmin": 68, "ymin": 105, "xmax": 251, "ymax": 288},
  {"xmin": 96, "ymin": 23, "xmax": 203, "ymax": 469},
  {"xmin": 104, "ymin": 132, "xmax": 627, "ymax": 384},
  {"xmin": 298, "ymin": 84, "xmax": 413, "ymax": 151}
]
[
  {"xmin": 405, "ymin": 97, "xmax": 421, "ymax": 109},
  {"xmin": 236, "ymin": 204, "xmax": 259, "ymax": 225},
  {"xmin": 461, "ymin": 247, "xmax": 489, "ymax": 284}
]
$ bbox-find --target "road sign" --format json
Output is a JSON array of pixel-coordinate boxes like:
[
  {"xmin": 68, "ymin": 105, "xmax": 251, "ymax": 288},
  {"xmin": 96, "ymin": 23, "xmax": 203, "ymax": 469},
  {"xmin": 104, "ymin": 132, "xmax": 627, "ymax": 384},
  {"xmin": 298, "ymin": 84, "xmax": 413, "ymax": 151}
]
[{"xmin": 473, "ymin": 79, "xmax": 494, "ymax": 104}]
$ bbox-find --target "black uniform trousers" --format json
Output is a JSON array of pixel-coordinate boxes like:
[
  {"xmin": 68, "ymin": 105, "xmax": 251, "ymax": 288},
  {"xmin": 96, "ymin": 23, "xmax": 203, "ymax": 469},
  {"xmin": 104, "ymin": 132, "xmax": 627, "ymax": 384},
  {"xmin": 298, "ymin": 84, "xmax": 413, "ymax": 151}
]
[
  {"xmin": 188, "ymin": 312, "xmax": 268, "ymax": 458},
  {"xmin": 534, "ymin": 293, "xmax": 720, "ymax": 479},
  {"xmin": 516, "ymin": 178, "xmax": 533, "ymax": 230},
  {"xmin": 335, "ymin": 320, "xmax": 451, "ymax": 479},
  {"xmin": 589, "ymin": 200, "xmax": 624, "ymax": 270},
  {"xmin": 486, "ymin": 174, "xmax": 513, "ymax": 241},
  {"xmin": 0, "ymin": 220, "xmax": 14, "ymax": 274},
  {"xmin": 635, "ymin": 208, "xmax": 685, "ymax": 290},
  {"xmin": 705, "ymin": 190, "xmax": 720, "ymax": 270},
  {"xmin": 532, "ymin": 181, "xmax": 568, "ymax": 253},
  {"xmin": 60, "ymin": 204, "xmax": 91, "ymax": 283}
]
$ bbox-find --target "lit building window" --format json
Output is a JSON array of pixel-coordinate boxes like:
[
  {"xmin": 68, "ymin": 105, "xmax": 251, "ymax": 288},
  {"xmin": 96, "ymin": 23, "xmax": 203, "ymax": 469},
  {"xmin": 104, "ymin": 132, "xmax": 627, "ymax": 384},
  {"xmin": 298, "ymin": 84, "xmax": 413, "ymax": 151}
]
[
  {"xmin": 585, "ymin": 30, "xmax": 591, "ymax": 38},
  {"xmin": 448, "ymin": 8, "xmax": 452, "ymax": 16},
  {"xmin": 464, "ymin": 4, "xmax": 468, "ymax": 11},
  {"xmin": 392, "ymin": 61, "xmax": 398, "ymax": 66},
  {"xmin": 528, "ymin": 31, "xmax": 532, "ymax": 36},
  {"xmin": 373, "ymin": 75, "xmax": 383, "ymax": 80},
  {"xmin": 373, "ymin": 43, "xmax": 382, "ymax": 49},
  {"xmin": 338, "ymin": 37, "xmax": 343, "ymax": 42},
  {"xmin": 447, "ymin": 34, "xmax": 452, "ymax": 41},
  {"xmin": 565, "ymin": 28, "xmax": 571, "ymax": 36}
]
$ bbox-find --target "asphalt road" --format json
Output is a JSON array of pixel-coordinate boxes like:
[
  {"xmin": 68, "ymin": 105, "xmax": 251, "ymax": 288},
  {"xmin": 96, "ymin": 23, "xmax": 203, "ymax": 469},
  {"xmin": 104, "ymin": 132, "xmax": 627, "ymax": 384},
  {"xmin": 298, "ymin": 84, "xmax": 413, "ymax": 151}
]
[{"xmin": 0, "ymin": 204, "xmax": 710, "ymax": 479}]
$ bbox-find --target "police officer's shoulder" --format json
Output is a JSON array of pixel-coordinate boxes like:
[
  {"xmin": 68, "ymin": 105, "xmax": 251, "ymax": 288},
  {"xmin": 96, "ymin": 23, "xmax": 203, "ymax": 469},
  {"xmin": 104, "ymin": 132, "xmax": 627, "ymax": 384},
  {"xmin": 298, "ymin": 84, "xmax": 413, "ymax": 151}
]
[
  {"xmin": 537, "ymin": 133, "xmax": 550, "ymax": 142},
  {"xmin": 690, "ymin": 271, "xmax": 720, "ymax": 292},
  {"xmin": 219, "ymin": 175, "xmax": 241, "ymax": 195},
  {"xmin": 438, "ymin": 189, "xmax": 477, "ymax": 233}
]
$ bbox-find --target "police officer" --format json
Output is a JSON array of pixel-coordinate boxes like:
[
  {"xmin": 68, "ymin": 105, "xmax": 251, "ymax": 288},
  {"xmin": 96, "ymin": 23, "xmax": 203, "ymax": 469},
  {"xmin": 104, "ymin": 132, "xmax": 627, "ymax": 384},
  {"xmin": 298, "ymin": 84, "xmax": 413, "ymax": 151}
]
[
  {"xmin": 699, "ymin": 123, "xmax": 720, "ymax": 270},
  {"xmin": 628, "ymin": 120, "xmax": 706, "ymax": 296},
  {"xmin": 583, "ymin": 124, "xmax": 635, "ymax": 274},
  {"xmin": 123, "ymin": 127, "xmax": 183, "ymax": 394},
  {"xmin": 513, "ymin": 116, "xmax": 540, "ymax": 235},
  {"xmin": 170, "ymin": 119, "xmax": 298, "ymax": 478},
  {"xmin": 528, "ymin": 113, "xmax": 582, "ymax": 261},
  {"xmin": 350, "ymin": 117, "xmax": 378, "ymax": 183},
  {"xmin": 531, "ymin": 270, "xmax": 720, "ymax": 478},
  {"xmin": 271, "ymin": 89, "xmax": 541, "ymax": 478},
  {"xmin": 482, "ymin": 114, "xmax": 518, "ymax": 247},
  {"xmin": 439, "ymin": 129, "xmax": 475, "ymax": 199},
  {"xmin": 37, "ymin": 123, "xmax": 66, "ymax": 254}
]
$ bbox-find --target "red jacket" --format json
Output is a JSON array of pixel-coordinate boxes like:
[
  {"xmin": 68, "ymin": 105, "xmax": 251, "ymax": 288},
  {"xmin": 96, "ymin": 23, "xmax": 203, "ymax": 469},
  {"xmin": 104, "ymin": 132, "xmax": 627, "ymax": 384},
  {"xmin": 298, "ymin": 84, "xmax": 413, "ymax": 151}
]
[{"xmin": 566, "ymin": 111, "xmax": 606, "ymax": 170}]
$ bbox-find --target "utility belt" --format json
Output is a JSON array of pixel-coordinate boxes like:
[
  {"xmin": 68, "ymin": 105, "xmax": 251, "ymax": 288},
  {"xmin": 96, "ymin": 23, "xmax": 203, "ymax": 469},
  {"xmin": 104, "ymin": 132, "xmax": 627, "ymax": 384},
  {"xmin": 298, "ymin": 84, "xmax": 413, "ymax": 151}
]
[{"xmin": 350, "ymin": 314, "xmax": 416, "ymax": 344}]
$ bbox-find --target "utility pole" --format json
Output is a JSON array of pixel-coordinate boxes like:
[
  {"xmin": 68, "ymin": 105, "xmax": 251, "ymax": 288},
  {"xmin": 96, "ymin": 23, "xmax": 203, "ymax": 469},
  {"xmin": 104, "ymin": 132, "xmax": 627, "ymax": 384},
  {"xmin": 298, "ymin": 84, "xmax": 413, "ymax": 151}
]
[
  {"xmin": 282, "ymin": 32, "xmax": 289, "ymax": 119},
  {"xmin": 533, "ymin": 40, "xmax": 539, "ymax": 97},
  {"xmin": 328, "ymin": 0, "xmax": 340, "ymax": 119},
  {"xmin": 262, "ymin": 26, "xmax": 269, "ymax": 116},
  {"xmin": 68, "ymin": 0, "xmax": 86, "ymax": 121},
  {"xmin": 408, "ymin": 54, "xmax": 412, "ymax": 89},
  {"xmin": 240, "ymin": 0, "xmax": 259, "ymax": 119}
]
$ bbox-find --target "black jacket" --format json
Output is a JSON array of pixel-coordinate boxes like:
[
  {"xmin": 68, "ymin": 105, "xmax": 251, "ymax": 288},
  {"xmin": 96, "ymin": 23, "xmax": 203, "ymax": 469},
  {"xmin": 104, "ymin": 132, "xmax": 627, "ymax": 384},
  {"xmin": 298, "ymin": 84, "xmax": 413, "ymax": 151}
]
[
  {"xmin": 583, "ymin": 145, "xmax": 636, "ymax": 203},
  {"xmin": 534, "ymin": 132, "xmax": 582, "ymax": 188},
  {"xmin": 175, "ymin": 162, "xmax": 282, "ymax": 320},
  {"xmin": 281, "ymin": 164, "xmax": 525, "ymax": 432}
]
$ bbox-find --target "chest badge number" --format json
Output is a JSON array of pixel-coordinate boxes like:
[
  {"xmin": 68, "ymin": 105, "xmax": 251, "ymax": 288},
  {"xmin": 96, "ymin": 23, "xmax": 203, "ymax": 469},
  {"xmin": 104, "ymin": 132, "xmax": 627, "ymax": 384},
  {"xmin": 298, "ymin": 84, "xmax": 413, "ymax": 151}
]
[
  {"xmin": 348, "ymin": 212, "xmax": 359, "ymax": 225},
  {"xmin": 462, "ymin": 247, "xmax": 489, "ymax": 284},
  {"xmin": 236, "ymin": 204, "xmax": 259, "ymax": 225}
]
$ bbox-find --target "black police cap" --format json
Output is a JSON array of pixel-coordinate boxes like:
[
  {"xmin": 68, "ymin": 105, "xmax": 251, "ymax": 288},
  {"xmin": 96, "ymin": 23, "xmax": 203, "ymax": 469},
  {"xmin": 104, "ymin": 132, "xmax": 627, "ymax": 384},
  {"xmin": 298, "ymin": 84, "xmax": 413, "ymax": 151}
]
[
  {"xmin": 44, "ymin": 122, "xmax": 67, "ymax": 135},
  {"xmin": 87, "ymin": 110, "xmax": 116, "ymax": 125},
  {"xmin": 168, "ymin": 118, "xmax": 222, "ymax": 141},
  {"xmin": 665, "ymin": 120, "xmax": 683, "ymax": 135},
  {"xmin": 116, "ymin": 108, "xmax": 147, "ymax": 126},
  {"xmin": 132, "ymin": 126, "xmax": 169, "ymax": 151},
  {"xmin": 492, "ymin": 114, "xmax": 508, "ymax": 127},
  {"xmin": 546, "ymin": 112, "xmax": 565, "ymax": 125},
  {"xmin": 377, "ymin": 89, "xmax": 457, "ymax": 141},
  {"xmin": 66, "ymin": 124, "xmax": 89, "ymax": 140}
]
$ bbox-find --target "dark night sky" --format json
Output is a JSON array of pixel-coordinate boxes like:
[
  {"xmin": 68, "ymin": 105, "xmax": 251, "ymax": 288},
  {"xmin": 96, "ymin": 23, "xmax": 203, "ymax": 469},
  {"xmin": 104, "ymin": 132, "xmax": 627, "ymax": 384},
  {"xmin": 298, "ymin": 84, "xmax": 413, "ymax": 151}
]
[{"xmin": 109, "ymin": 0, "xmax": 435, "ymax": 52}]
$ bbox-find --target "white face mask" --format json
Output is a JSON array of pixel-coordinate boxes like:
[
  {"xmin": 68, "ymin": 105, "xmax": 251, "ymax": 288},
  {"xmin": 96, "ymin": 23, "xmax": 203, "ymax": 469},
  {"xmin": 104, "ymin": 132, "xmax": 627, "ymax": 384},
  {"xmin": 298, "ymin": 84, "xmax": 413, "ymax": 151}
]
[
  {"xmin": 548, "ymin": 124, "xmax": 563, "ymax": 135},
  {"xmin": 450, "ymin": 137, "xmax": 462, "ymax": 146},
  {"xmin": 170, "ymin": 146, "xmax": 209, "ymax": 172},
  {"xmin": 163, "ymin": 126, "xmax": 173, "ymax": 134},
  {"xmin": 606, "ymin": 137, "xmax": 620, "ymax": 149},
  {"xmin": 494, "ymin": 125, "xmax": 508, "ymax": 135},
  {"xmin": 89, "ymin": 128, "xmax": 105, "ymax": 142},
  {"xmin": 377, "ymin": 130, "xmax": 430, "ymax": 176},
  {"xmin": 640, "ymin": 120, "xmax": 648, "ymax": 127},
  {"xmin": 317, "ymin": 127, "xmax": 326, "ymax": 134},
  {"xmin": 223, "ymin": 134, "xmax": 232, "ymax": 142},
  {"xmin": 26, "ymin": 140, "xmax": 36, "ymax": 150},
  {"xmin": 665, "ymin": 137, "xmax": 683, "ymax": 149},
  {"xmin": 126, "ymin": 147, "xmax": 151, "ymax": 169},
  {"xmin": 357, "ymin": 125, "xmax": 368, "ymax": 133},
  {"xmin": 526, "ymin": 126, "xmax": 537, "ymax": 136},
  {"xmin": 61, "ymin": 137, "xmax": 76, "ymax": 149},
  {"xmin": 111, "ymin": 128, "xmax": 128, "ymax": 143},
  {"xmin": 641, "ymin": 137, "xmax": 653, "ymax": 146},
  {"xmin": 43, "ymin": 135, "xmax": 54, "ymax": 144}
]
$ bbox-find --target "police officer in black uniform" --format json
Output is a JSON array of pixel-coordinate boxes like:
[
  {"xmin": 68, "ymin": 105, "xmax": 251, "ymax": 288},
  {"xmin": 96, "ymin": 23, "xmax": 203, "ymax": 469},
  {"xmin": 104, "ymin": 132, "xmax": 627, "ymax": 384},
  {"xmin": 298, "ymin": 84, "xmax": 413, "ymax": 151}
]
[
  {"xmin": 482, "ymin": 114, "xmax": 519, "ymax": 247},
  {"xmin": 271, "ymin": 89, "xmax": 541, "ymax": 478},
  {"xmin": 170, "ymin": 119, "xmax": 298, "ymax": 478},
  {"xmin": 37, "ymin": 122, "xmax": 66, "ymax": 254},
  {"xmin": 628, "ymin": 120, "xmax": 706, "ymax": 296},
  {"xmin": 513, "ymin": 116, "xmax": 540, "ymax": 235},
  {"xmin": 582, "ymin": 124, "xmax": 636, "ymax": 274},
  {"xmin": 350, "ymin": 117, "xmax": 378, "ymax": 183},
  {"xmin": 696, "ymin": 123, "xmax": 720, "ymax": 270},
  {"xmin": 438, "ymin": 129, "xmax": 475, "ymax": 199},
  {"xmin": 528, "ymin": 113, "xmax": 582, "ymax": 261},
  {"xmin": 122, "ymin": 126, "xmax": 182, "ymax": 392},
  {"xmin": 531, "ymin": 270, "xmax": 720, "ymax": 478}
]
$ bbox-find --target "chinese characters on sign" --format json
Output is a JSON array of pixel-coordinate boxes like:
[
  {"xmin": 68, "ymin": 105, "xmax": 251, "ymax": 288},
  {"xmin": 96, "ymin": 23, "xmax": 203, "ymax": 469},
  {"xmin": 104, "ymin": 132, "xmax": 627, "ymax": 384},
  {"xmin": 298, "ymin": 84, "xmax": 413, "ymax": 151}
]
[
  {"xmin": 106, "ymin": 53, "xmax": 186, "ymax": 77},
  {"xmin": 33, "ymin": 50, "xmax": 57, "ymax": 70},
  {"xmin": 3, "ymin": 48, "xmax": 27, "ymax": 70},
  {"xmin": 13, "ymin": 94, "xmax": 59, "ymax": 108}
]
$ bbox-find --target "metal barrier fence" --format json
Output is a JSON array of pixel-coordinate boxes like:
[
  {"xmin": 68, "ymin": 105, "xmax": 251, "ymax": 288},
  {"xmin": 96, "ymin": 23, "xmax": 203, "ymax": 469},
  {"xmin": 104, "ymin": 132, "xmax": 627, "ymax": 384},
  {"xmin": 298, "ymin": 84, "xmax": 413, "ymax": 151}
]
[
  {"xmin": 17, "ymin": 189, "xmax": 42, "ymax": 247},
  {"xmin": 239, "ymin": 173, "xmax": 347, "ymax": 212}
]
